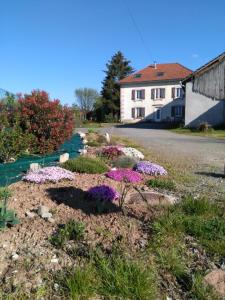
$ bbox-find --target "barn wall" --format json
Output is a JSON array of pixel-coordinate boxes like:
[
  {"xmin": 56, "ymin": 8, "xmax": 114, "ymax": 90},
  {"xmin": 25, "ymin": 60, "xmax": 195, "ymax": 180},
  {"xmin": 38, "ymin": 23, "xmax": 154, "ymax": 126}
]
[
  {"xmin": 193, "ymin": 59, "xmax": 225, "ymax": 100},
  {"xmin": 185, "ymin": 82, "xmax": 225, "ymax": 128}
]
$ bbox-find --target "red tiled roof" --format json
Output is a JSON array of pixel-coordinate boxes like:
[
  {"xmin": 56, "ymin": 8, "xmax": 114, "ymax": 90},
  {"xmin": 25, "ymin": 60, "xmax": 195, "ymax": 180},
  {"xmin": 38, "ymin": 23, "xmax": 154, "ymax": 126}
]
[{"xmin": 119, "ymin": 63, "xmax": 192, "ymax": 84}]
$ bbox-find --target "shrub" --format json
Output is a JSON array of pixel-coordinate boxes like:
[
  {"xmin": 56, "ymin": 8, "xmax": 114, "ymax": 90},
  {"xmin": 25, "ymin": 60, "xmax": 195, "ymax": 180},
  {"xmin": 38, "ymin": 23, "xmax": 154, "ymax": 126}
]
[
  {"xmin": 101, "ymin": 146, "xmax": 123, "ymax": 160},
  {"xmin": 198, "ymin": 122, "xmax": 212, "ymax": 132},
  {"xmin": 120, "ymin": 147, "xmax": 144, "ymax": 160},
  {"xmin": 106, "ymin": 169, "xmax": 142, "ymax": 183},
  {"xmin": 113, "ymin": 155, "xmax": 138, "ymax": 169},
  {"xmin": 50, "ymin": 220, "xmax": 85, "ymax": 248},
  {"xmin": 18, "ymin": 90, "xmax": 74, "ymax": 154},
  {"xmin": 146, "ymin": 178, "xmax": 175, "ymax": 190},
  {"xmin": 63, "ymin": 156, "xmax": 108, "ymax": 174},
  {"xmin": 88, "ymin": 185, "xmax": 120, "ymax": 202},
  {"xmin": 134, "ymin": 161, "xmax": 167, "ymax": 176},
  {"xmin": 0, "ymin": 126, "xmax": 34, "ymax": 162},
  {"xmin": 23, "ymin": 166, "xmax": 74, "ymax": 183}
]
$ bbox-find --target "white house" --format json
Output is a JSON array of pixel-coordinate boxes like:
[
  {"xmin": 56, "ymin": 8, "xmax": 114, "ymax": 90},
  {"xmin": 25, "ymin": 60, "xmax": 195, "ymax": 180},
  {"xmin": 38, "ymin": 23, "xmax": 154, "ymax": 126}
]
[
  {"xmin": 119, "ymin": 63, "xmax": 192, "ymax": 123},
  {"xmin": 184, "ymin": 51, "xmax": 225, "ymax": 128}
]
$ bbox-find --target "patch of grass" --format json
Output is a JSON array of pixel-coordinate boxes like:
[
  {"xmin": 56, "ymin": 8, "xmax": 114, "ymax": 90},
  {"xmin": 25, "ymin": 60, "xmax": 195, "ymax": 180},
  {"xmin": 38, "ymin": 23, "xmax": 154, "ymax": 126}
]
[
  {"xmin": 146, "ymin": 178, "xmax": 176, "ymax": 191},
  {"xmin": 50, "ymin": 219, "xmax": 85, "ymax": 248},
  {"xmin": 94, "ymin": 251, "xmax": 158, "ymax": 300},
  {"xmin": 171, "ymin": 127, "xmax": 225, "ymax": 139},
  {"xmin": 190, "ymin": 273, "xmax": 220, "ymax": 300},
  {"xmin": 63, "ymin": 156, "xmax": 108, "ymax": 174},
  {"xmin": 153, "ymin": 196, "xmax": 225, "ymax": 258},
  {"xmin": 0, "ymin": 187, "xmax": 12, "ymax": 200},
  {"xmin": 87, "ymin": 140, "xmax": 101, "ymax": 147},
  {"xmin": 55, "ymin": 264, "xmax": 97, "ymax": 300}
]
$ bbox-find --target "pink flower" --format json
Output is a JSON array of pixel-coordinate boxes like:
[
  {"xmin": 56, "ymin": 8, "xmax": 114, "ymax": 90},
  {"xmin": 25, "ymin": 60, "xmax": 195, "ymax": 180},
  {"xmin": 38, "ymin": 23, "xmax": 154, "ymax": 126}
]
[{"xmin": 106, "ymin": 168, "xmax": 142, "ymax": 183}]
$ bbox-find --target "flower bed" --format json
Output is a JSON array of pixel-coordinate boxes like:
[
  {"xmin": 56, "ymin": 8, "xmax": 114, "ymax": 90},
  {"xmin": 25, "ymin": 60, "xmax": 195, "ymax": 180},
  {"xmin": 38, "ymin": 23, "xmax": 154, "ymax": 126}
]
[
  {"xmin": 106, "ymin": 169, "xmax": 142, "ymax": 183},
  {"xmin": 88, "ymin": 185, "xmax": 120, "ymax": 202},
  {"xmin": 120, "ymin": 147, "xmax": 144, "ymax": 160},
  {"xmin": 134, "ymin": 161, "xmax": 167, "ymax": 176},
  {"xmin": 23, "ymin": 166, "xmax": 75, "ymax": 184},
  {"xmin": 101, "ymin": 146, "xmax": 123, "ymax": 160}
]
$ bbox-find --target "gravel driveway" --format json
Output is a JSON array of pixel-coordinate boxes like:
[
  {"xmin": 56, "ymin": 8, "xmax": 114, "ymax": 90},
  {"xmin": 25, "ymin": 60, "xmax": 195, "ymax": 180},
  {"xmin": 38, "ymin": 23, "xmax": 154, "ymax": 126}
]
[{"xmin": 98, "ymin": 124, "xmax": 225, "ymax": 171}]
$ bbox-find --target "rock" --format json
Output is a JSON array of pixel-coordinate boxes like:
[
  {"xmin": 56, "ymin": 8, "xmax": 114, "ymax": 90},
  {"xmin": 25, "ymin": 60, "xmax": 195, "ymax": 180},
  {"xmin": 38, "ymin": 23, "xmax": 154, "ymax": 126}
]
[
  {"xmin": 9, "ymin": 157, "xmax": 16, "ymax": 163},
  {"xmin": 48, "ymin": 217, "xmax": 55, "ymax": 223},
  {"xmin": 30, "ymin": 163, "xmax": 41, "ymax": 172},
  {"xmin": 204, "ymin": 269, "xmax": 225, "ymax": 297},
  {"xmin": 105, "ymin": 132, "xmax": 110, "ymax": 144},
  {"xmin": 51, "ymin": 258, "xmax": 59, "ymax": 264},
  {"xmin": 25, "ymin": 211, "xmax": 36, "ymax": 218},
  {"xmin": 82, "ymin": 139, "xmax": 88, "ymax": 144},
  {"xmin": 78, "ymin": 132, "xmax": 86, "ymax": 139},
  {"xmin": 127, "ymin": 191, "xmax": 176, "ymax": 206},
  {"xmin": 37, "ymin": 206, "xmax": 52, "ymax": 219},
  {"xmin": 79, "ymin": 149, "xmax": 87, "ymax": 155},
  {"xmin": 59, "ymin": 153, "xmax": 69, "ymax": 163},
  {"xmin": 11, "ymin": 252, "xmax": 19, "ymax": 261}
]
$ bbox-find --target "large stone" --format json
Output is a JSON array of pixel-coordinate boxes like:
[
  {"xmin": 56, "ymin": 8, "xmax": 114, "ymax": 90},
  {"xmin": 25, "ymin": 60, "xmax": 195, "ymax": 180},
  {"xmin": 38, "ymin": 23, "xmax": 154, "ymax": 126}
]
[
  {"xmin": 204, "ymin": 269, "xmax": 225, "ymax": 297},
  {"xmin": 59, "ymin": 153, "xmax": 69, "ymax": 163},
  {"xmin": 127, "ymin": 191, "xmax": 176, "ymax": 206},
  {"xmin": 78, "ymin": 132, "xmax": 86, "ymax": 139},
  {"xmin": 30, "ymin": 163, "xmax": 41, "ymax": 172},
  {"xmin": 105, "ymin": 132, "xmax": 110, "ymax": 144},
  {"xmin": 37, "ymin": 205, "xmax": 52, "ymax": 219}
]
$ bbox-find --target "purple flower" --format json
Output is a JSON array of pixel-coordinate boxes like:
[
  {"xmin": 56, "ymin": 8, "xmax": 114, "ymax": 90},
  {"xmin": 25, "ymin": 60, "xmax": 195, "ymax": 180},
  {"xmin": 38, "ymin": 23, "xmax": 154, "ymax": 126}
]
[
  {"xmin": 134, "ymin": 161, "xmax": 167, "ymax": 176},
  {"xmin": 106, "ymin": 168, "xmax": 142, "ymax": 183},
  {"xmin": 23, "ymin": 166, "xmax": 75, "ymax": 183},
  {"xmin": 88, "ymin": 185, "xmax": 120, "ymax": 202}
]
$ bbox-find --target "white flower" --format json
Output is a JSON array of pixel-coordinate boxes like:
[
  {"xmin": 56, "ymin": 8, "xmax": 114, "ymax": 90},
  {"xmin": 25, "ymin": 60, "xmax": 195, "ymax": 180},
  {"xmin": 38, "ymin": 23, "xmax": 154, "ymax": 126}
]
[{"xmin": 120, "ymin": 147, "xmax": 144, "ymax": 160}]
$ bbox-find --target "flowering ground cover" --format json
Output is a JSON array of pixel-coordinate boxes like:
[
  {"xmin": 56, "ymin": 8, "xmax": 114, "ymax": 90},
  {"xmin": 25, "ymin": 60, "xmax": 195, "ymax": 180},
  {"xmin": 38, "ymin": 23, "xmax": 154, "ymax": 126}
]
[
  {"xmin": 106, "ymin": 168, "xmax": 142, "ymax": 183},
  {"xmin": 134, "ymin": 161, "xmax": 167, "ymax": 176},
  {"xmin": 23, "ymin": 166, "xmax": 75, "ymax": 183},
  {"xmin": 120, "ymin": 147, "xmax": 144, "ymax": 160},
  {"xmin": 101, "ymin": 146, "xmax": 123, "ymax": 160},
  {"xmin": 88, "ymin": 185, "xmax": 120, "ymax": 202}
]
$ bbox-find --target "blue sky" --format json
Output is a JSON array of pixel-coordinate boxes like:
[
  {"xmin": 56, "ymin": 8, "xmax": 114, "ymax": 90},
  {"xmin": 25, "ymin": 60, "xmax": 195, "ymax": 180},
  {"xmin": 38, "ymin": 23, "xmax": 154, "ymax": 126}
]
[{"xmin": 1, "ymin": 0, "xmax": 224, "ymax": 105}]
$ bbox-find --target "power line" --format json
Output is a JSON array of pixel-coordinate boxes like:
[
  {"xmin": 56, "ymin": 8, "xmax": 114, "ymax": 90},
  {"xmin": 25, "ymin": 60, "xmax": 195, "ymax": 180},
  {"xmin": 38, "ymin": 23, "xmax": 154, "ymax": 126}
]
[{"xmin": 122, "ymin": 0, "xmax": 155, "ymax": 62}]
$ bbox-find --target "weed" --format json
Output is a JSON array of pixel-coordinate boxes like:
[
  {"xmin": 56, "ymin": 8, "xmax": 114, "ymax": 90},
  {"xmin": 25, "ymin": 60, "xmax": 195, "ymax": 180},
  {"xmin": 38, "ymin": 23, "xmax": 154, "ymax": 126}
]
[{"xmin": 50, "ymin": 220, "xmax": 85, "ymax": 248}]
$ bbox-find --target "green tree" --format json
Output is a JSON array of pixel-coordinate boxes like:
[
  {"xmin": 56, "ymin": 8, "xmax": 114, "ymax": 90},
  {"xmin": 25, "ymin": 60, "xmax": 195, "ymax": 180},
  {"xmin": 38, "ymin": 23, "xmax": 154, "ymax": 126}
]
[
  {"xmin": 100, "ymin": 51, "xmax": 134, "ymax": 120},
  {"xmin": 74, "ymin": 88, "xmax": 99, "ymax": 120}
]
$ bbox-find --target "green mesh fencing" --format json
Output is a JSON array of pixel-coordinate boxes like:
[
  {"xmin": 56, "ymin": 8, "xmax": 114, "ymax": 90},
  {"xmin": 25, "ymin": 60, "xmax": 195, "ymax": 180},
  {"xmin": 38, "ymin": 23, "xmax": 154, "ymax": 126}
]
[{"xmin": 0, "ymin": 134, "xmax": 83, "ymax": 187}]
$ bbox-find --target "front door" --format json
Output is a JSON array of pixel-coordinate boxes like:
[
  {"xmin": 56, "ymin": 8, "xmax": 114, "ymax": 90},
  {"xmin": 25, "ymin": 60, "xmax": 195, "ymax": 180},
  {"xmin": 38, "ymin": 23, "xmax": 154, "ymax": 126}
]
[{"xmin": 155, "ymin": 108, "xmax": 161, "ymax": 122}]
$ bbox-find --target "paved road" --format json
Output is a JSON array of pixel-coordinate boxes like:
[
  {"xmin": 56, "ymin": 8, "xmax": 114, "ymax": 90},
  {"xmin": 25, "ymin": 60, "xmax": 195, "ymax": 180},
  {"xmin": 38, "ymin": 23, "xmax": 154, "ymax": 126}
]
[{"xmin": 98, "ymin": 124, "xmax": 225, "ymax": 170}]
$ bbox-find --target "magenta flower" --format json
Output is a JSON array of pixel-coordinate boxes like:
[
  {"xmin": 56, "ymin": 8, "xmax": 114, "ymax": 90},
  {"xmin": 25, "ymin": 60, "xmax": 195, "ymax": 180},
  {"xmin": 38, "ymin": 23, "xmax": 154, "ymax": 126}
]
[
  {"xmin": 134, "ymin": 161, "xmax": 167, "ymax": 176},
  {"xmin": 88, "ymin": 185, "xmax": 120, "ymax": 202},
  {"xmin": 23, "ymin": 166, "xmax": 75, "ymax": 183},
  {"xmin": 106, "ymin": 168, "xmax": 142, "ymax": 183}
]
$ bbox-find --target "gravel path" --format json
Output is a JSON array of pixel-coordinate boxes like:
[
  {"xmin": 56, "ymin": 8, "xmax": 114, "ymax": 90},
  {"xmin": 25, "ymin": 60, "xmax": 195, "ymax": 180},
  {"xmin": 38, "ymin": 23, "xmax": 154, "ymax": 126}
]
[{"xmin": 97, "ymin": 124, "xmax": 225, "ymax": 171}]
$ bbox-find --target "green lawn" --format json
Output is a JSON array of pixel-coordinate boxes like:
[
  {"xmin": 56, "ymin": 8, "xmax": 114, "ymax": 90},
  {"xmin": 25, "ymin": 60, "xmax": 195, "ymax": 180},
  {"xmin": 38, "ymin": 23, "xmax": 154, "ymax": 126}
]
[
  {"xmin": 76, "ymin": 122, "xmax": 119, "ymax": 129},
  {"xmin": 170, "ymin": 128, "xmax": 225, "ymax": 139}
]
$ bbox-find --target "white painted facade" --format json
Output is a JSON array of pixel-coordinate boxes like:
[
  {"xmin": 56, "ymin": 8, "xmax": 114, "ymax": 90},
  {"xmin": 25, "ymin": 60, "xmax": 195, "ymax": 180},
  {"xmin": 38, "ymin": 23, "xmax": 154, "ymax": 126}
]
[
  {"xmin": 185, "ymin": 81, "xmax": 225, "ymax": 127},
  {"xmin": 120, "ymin": 81, "xmax": 185, "ymax": 122}
]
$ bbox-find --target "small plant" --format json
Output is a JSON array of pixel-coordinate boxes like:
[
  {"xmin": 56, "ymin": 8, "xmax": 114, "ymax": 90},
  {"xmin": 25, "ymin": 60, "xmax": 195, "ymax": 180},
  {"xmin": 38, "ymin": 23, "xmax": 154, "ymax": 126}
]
[
  {"xmin": 87, "ymin": 128, "xmax": 97, "ymax": 134},
  {"xmin": 101, "ymin": 146, "xmax": 123, "ymax": 160},
  {"xmin": 63, "ymin": 156, "xmax": 108, "ymax": 174},
  {"xmin": 198, "ymin": 122, "xmax": 212, "ymax": 132},
  {"xmin": 146, "ymin": 178, "xmax": 175, "ymax": 190},
  {"xmin": 134, "ymin": 161, "xmax": 167, "ymax": 176},
  {"xmin": 88, "ymin": 185, "xmax": 120, "ymax": 202},
  {"xmin": 0, "ymin": 187, "xmax": 19, "ymax": 230},
  {"xmin": 23, "ymin": 166, "xmax": 75, "ymax": 183},
  {"xmin": 106, "ymin": 168, "xmax": 142, "ymax": 183},
  {"xmin": 113, "ymin": 155, "xmax": 138, "ymax": 169},
  {"xmin": 87, "ymin": 140, "xmax": 100, "ymax": 147},
  {"xmin": 50, "ymin": 220, "xmax": 85, "ymax": 248}
]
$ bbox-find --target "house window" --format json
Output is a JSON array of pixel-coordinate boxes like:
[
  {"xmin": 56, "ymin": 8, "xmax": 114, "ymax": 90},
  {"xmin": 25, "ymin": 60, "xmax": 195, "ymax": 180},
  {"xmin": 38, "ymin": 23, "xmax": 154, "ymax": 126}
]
[
  {"xmin": 131, "ymin": 107, "xmax": 145, "ymax": 119},
  {"xmin": 131, "ymin": 89, "xmax": 145, "ymax": 100},
  {"xmin": 171, "ymin": 87, "xmax": 183, "ymax": 99},
  {"xmin": 171, "ymin": 106, "xmax": 185, "ymax": 118},
  {"xmin": 151, "ymin": 88, "xmax": 165, "ymax": 100}
]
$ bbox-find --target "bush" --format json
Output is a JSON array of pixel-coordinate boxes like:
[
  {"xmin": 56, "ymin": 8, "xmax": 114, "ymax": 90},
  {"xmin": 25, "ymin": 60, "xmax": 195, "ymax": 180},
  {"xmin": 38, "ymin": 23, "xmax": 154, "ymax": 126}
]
[
  {"xmin": 63, "ymin": 156, "xmax": 108, "ymax": 174},
  {"xmin": 0, "ymin": 126, "xmax": 34, "ymax": 162},
  {"xmin": 50, "ymin": 220, "xmax": 85, "ymax": 248},
  {"xmin": 113, "ymin": 155, "xmax": 138, "ymax": 169},
  {"xmin": 18, "ymin": 90, "xmax": 74, "ymax": 154},
  {"xmin": 146, "ymin": 178, "xmax": 176, "ymax": 191},
  {"xmin": 101, "ymin": 146, "xmax": 123, "ymax": 160}
]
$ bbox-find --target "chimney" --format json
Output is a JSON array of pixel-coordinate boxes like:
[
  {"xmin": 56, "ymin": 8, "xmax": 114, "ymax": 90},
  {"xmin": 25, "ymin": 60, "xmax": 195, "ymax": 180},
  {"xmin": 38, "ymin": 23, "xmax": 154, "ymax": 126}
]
[{"xmin": 154, "ymin": 61, "xmax": 157, "ymax": 69}]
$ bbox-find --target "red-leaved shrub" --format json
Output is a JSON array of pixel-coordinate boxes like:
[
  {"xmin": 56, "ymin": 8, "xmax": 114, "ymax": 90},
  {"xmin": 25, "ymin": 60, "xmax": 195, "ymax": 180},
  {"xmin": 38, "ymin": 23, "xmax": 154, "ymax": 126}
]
[{"xmin": 18, "ymin": 90, "xmax": 74, "ymax": 154}]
